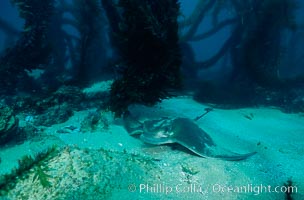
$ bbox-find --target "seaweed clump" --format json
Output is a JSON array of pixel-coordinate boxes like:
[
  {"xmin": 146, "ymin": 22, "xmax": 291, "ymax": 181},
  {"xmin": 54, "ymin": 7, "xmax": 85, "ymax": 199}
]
[
  {"xmin": 102, "ymin": 0, "xmax": 182, "ymax": 116},
  {"xmin": 0, "ymin": 146, "xmax": 58, "ymax": 195},
  {"xmin": 284, "ymin": 178, "xmax": 296, "ymax": 200},
  {"xmin": 80, "ymin": 110, "xmax": 110, "ymax": 132}
]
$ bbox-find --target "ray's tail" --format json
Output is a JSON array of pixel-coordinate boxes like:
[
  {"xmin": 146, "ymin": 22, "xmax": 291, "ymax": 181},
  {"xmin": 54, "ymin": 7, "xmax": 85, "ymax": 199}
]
[
  {"xmin": 204, "ymin": 145, "xmax": 257, "ymax": 161},
  {"xmin": 212, "ymin": 151, "xmax": 257, "ymax": 161}
]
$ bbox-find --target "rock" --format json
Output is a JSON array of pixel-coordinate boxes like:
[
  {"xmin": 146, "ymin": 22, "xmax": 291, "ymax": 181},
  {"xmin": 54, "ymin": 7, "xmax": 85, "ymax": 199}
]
[
  {"xmin": 82, "ymin": 80, "xmax": 112, "ymax": 99},
  {"xmin": 33, "ymin": 103, "xmax": 73, "ymax": 127},
  {"xmin": 34, "ymin": 86, "xmax": 84, "ymax": 112},
  {"xmin": 80, "ymin": 110, "xmax": 110, "ymax": 132},
  {"xmin": 0, "ymin": 106, "xmax": 19, "ymax": 144}
]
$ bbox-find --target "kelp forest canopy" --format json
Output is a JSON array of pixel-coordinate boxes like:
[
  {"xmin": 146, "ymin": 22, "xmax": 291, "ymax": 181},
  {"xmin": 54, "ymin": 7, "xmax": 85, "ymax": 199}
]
[
  {"xmin": 0, "ymin": 0, "xmax": 107, "ymax": 92},
  {"xmin": 178, "ymin": 0, "xmax": 303, "ymax": 110},
  {"xmin": 0, "ymin": 0, "xmax": 304, "ymax": 116}
]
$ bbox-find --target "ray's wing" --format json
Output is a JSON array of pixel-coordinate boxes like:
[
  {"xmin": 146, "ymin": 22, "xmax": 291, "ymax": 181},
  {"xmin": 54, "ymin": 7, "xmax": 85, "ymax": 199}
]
[
  {"xmin": 171, "ymin": 118, "xmax": 256, "ymax": 160},
  {"xmin": 170, "ymin": 118, "xmax": 215, "ymax": 156}
]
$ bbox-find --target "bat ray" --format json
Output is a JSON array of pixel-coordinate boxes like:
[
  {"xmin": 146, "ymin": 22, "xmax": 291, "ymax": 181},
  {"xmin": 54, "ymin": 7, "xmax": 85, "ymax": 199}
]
[{"xmin": 123, "ymin": 112, "xmax": 256, "ymax": 161}]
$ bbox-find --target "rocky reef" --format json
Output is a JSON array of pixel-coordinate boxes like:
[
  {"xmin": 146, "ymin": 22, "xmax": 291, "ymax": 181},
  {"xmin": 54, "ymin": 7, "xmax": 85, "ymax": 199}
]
[{"xmin": 0, "ymin": 106, "xmax": 18, "ymax": 144}]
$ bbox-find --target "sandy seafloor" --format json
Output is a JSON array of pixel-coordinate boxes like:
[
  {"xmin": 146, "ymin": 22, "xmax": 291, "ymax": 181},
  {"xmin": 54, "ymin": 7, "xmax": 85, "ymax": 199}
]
[{"xmin": 0, "ymin": 95, "xmax": 303, "ymax": 199}]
